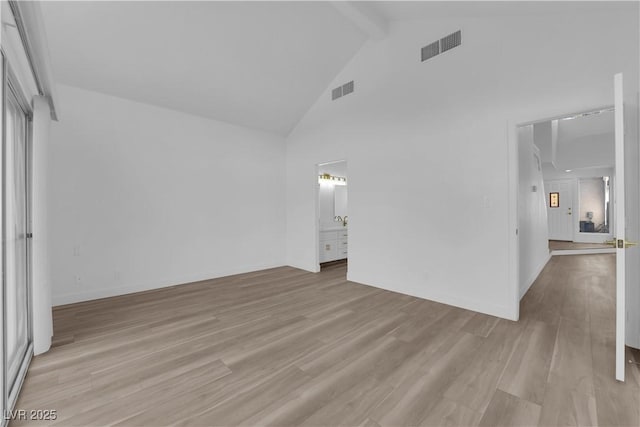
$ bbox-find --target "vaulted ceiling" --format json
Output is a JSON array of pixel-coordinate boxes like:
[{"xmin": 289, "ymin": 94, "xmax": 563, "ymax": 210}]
[
  {"xmin": 41, "ymin": 1, "xmax": 620, "ymax": 135},
  {"xmin": 41, "ymin": 1, "xmax": 369, "ymax": 134}
]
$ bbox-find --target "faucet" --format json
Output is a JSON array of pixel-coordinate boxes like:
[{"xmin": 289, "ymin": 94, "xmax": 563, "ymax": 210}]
[{"xmin": 334, "ymin": 216, "xmax": 348, "ymax": 226}]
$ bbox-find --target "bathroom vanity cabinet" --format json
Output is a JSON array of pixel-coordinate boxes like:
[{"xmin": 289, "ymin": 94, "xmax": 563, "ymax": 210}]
[{"xmin": 319, "ymin": 228, "xmax": 348, "ymax": 263}]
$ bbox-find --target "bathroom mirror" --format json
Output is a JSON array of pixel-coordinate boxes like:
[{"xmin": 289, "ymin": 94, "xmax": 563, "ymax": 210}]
[{"xmin": 334, "ymin": 186, "xmax": 348, "ymax": 218}]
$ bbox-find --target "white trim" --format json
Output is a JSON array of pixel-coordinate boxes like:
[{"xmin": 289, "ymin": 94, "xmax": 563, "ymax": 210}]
[
  {"xmin": 613, "ymin": 72, "xmax": 625, "ymax": 382},
  {"xmin": 314, "ymin": 164, "xmax": 321, "ymax": 272},
  {"xmin": 507, "ymin": 119, "xmax": 520, "ymax": 321},
  {"xmin": 518, "ymin": 105, "xmax": 615, "ymax": 127},
  {"xmin": 347, "ymin": 271, "xmax": 516, "ymax": 320},
  {"xmin": 551, "ymin": 248, "xmax": 616, "ymax": 256},
  {"xmin": 286, "ymin": 259, "xmax": 320, "ymax": 274},
  {"xmin": 52, "ymin": 263, "xmax": 285, "ymax": 306}
]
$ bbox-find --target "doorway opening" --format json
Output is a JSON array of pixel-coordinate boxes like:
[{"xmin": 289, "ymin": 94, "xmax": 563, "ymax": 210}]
[
  {"xmin": 316, "ymin": 160, "xmax": 348, "ymax": 272},
  {"xmin": 514, "ymin": 74, "xmax": 636, "ymax": 384},
  {"xmin": 531, "ymin": 107, "xmax": 617, "ymax": 255}
]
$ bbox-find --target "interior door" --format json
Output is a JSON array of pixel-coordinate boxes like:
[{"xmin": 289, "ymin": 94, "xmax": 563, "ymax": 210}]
[
  {"xmin": 545, "ymin": 179, "xmax": 574, "ymax": 241},
  {"xmin": 614, "ymin": 73, "xmax": 625, "ymax": 381}
]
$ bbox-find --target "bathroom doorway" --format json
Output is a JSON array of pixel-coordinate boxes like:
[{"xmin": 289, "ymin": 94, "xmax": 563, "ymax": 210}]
[{"xmin": 316, "ymin": 160, "xmax": 348, "ymax": 271}]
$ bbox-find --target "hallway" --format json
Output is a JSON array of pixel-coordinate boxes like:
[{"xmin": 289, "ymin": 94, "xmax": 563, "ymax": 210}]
[
  {"xmin": 12, "ymin": 255, "xmax": 640, "ymax": 426},
  {"xmin": 519, "ymin": 254, "xmax": 639, "ymax": 426}
]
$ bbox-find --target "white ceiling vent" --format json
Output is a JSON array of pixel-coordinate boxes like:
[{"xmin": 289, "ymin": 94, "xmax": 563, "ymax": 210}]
[
  {"xmin": 331, "ymin": 80, "xmax": 355, "ymax": 101},
  {"xmin": 421, "ymin": 30, "xmax": 461, "ymax": 62}
]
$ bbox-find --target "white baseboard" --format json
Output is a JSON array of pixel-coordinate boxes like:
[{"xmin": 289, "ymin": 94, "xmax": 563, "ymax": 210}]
[
  {"xmin": 346, "ymin": 271, "xmax": 516, "ymax": 321},
  {"xmin": 520, "ymin": 253, "xmax": 552, "ymax": 300},
  {"xmin": 285, "ymin": 258, "xmax": 320, "ymax": 273},
  {"xmin": 52, "ymin": 263, "xmax": 285, "ymax": 307},
  {"xmin": 551, "ymin": 248, "xmax": 615, "ymax": 256}
]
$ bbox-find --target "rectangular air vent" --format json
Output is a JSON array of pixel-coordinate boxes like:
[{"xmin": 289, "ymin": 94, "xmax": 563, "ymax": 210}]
[
  {"xmin": 331, "ymin": 87, "xmax": 343, "ymax": 100},
  {"xmin": 421, "ymin": 30, "xmax": 461, "ymax": 62},
  {"xmin": 421, "ymin": 40, "xmax": 440, "ymax": 62},
  {"xmin": 331, "ymin": 80, "xmax": 355, "ymax": 101},
  {"xmin": 342, "ymin": 80, "xmax": 354, "ymax": 95},
  {"xmin": 440, "ymin": 30, "xmax": 461, "ymax": 53}
]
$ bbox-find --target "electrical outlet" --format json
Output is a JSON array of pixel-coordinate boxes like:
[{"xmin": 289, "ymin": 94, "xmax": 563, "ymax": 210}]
[
  {"xmin": 75, "ymin": 275, "xmax": 81, "ymax": 284},
  {"xmin": 73, "ymin": 246, "xmax": 80, "ymax": 256},
  {"xmin": 114, "ymin": 271, "xmax": 121, "ymax": 282}
]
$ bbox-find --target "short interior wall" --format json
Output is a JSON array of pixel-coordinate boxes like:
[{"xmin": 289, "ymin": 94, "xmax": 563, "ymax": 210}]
[{"xmin": 49, "ymin": 85, "xmax": 287, "ymax": 305}]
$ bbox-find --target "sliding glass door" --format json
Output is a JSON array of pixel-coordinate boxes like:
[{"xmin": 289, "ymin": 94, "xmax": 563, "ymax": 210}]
[{"xmin": 3, "ymin": 61, "xmax": 33, "ymax": 411}]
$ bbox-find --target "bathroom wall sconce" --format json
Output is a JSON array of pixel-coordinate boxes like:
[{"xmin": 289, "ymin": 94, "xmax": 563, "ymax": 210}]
[{"xmin": 318, "ymin": 173, "xmax": 347, "ymax": 185}]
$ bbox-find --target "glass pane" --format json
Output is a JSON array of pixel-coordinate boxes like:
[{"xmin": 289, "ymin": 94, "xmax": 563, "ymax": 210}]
[
  {"xmin": 578, "ymin": 176, "xmax": 610, "ymax": 234},
  {"xmin": 5, "ymin": 91, "xmax": 29, "ymax": 391}
]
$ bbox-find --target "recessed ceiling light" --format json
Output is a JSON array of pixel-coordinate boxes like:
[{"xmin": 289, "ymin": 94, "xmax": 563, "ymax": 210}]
[{"xmin": 565, "ymin": 169, "xmax": 572, "ymax": 172}]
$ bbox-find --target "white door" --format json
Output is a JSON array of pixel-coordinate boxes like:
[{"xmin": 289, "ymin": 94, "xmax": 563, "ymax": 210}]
[
  {"xmin": 614, "ymin": 73, "xmax": 626, "ymax": 381},
  {"xmin": 545, "ymin": 179, "xmax": 574, "ymax": 241}
]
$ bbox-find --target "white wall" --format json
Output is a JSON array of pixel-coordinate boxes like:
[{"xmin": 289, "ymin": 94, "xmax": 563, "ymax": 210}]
[
  {"xmin": 31, "ymin": 96, "xmax": 53, "ymax": 354},
  {"xmin": 49, "ymin": 85, "xmax": 286, "ymax": 305},
  {"xmin": 556, "ymin": 132, "xmax": 614, "ymax": 170},
  {"xmin": 285, "ymin": 7, "xmax": 639, "ymax": 320},
  {"xmin": 518, "ymin": 125, "xmax": 549, "ymax": 298}
]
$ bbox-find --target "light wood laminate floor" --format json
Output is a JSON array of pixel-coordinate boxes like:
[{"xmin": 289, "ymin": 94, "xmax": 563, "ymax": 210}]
[{"xmin": 13, "ymin": 255, "xmax": 640, "ymax": 426}]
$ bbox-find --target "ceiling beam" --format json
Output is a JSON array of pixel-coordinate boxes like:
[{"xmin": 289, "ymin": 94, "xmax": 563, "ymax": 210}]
[{"xmin": 330, "ymin": 1, "xmax": 387, "ymax": 41}]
